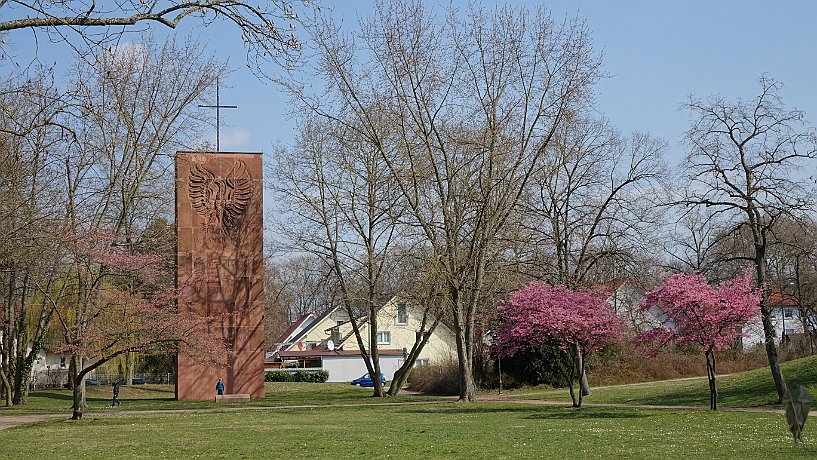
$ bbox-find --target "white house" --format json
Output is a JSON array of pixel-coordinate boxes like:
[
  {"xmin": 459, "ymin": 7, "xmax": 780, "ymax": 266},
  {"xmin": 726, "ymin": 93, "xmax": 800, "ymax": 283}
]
[
  {"xmin": 267, "ymin": 296, "xmax": 457, "ymax": 382},
  {"xmin": 603, "ymin": 278, "xmax": 663, "ymax": 335},
  {"xmin": 742, "ymin": 290, "xmax": 815, "ymax": 349}
]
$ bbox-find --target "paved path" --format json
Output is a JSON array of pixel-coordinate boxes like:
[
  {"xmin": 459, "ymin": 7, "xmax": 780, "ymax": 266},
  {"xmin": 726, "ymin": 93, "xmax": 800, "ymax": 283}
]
[
  {"xmin": 0, "ymin": 396, "xmax": 804, "ymax": 432},
  {"xmin": 0, "ymin": 400, "xmax": 453, "ymax": 431}
]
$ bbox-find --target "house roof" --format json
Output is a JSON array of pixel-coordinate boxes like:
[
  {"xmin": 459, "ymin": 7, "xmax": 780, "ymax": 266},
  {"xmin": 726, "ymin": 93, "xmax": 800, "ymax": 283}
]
[
  {"xmin": 274, "ymin": 313, "xmax": 315, "ymax": 345},
  {"xmin": 768, "ymin": 289, "xmax": 798, "ymax": 307},
  {"xmin": 287, "ymin": 307, "xmax": 338, "ymax": 345},
  {"xmin": 601, "ymin": 277, "xmax": 629, "ymax": 293},
  {"xmin": 276, "ymin": 348, "xmax": 406, "ymax": 359}
]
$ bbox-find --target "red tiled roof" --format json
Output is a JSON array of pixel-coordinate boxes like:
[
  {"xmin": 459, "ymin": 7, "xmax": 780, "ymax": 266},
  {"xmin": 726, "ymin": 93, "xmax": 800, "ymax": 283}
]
[{"xmin": 768, "ymin": 289, "xmax": 798, "ymax": 307}]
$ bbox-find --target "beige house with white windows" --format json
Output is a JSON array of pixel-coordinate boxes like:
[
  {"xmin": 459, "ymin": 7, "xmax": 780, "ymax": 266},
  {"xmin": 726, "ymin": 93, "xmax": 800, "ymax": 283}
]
[{"xmin": 266, "ymin": 296, "xmax": 456, "ymax": 382}]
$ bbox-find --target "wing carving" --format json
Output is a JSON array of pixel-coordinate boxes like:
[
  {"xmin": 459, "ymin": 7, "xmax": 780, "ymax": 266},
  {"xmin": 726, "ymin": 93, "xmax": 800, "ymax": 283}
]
[
  {"xmin": 222, "ymin": 161, "xmax": 253, "ymax": 231},
  {"xmin": 186, "ymin": 160, "xmax": 253, "ymax": 237},
  {"xmin": 188, "ymin": 164, "xmax": 216, "ymax": 220}
]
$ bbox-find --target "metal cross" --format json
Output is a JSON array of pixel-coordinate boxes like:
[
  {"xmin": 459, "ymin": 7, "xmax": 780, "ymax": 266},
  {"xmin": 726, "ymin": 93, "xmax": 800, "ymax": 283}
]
[{"xmin": 199, "ymin": 77, "xmax": 237, "ymax": 151}]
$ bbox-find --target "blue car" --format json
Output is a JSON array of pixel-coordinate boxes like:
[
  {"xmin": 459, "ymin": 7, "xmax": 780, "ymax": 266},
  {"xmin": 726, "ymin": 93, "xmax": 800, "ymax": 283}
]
[{"xmin": 350, "ymin": 373, "xmax": 386, "ymax": 387}]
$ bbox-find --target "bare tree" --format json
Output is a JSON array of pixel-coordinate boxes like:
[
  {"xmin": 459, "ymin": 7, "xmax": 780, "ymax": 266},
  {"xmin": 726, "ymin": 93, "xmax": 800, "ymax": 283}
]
[
  {"xmin": 522, "ymin": 115, "xmax": 666, "ymax": 287},
  {"xmin": 519, "ymin": 114, "xmax": 666, "ymax": 395},
  {"xmin": 52, "ymin": 36, "xmax": 228, "ymax": 418},
  {"xmin": 681, "ymin": 75, "xmax": 817, "ymax": 400},
  {"xmin": 284, "ymin": 1, "xmax": 603, "ymax": 401},
  {"xmin": 0, "ymin": 71, "xmax": 70, "ymax": 406},
  {"xmin": 0, "ymin": 0, "xmax": 312, "ymax": 71},
  {"xmin": 271, "ymin": 115, "xmax": 403, "ymax": 397}
]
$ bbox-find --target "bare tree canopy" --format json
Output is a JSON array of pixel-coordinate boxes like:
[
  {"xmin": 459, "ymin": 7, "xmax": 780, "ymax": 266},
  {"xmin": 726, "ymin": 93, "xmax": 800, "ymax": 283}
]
[
  {"xmin": 680, "ymin": 75, "xmax": 817, "ymax": 400},
  {"xmin": 0, "ymin": 0, "xmax": 314, "ymax": 68}
]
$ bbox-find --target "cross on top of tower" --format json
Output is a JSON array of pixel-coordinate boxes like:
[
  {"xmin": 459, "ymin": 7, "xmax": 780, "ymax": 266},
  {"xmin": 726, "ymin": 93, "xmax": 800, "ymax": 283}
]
[{"xmin": 199, "ymin": 77, "xmax": 237, "ymax": 151}]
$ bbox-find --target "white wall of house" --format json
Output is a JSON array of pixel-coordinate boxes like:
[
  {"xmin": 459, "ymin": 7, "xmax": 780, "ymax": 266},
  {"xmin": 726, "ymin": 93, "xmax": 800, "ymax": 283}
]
[
  {"xmin": 338, "ymin": 298, "xmax": 457, "ymax": 366},
  {"xmin": 742, "ymin": 306, "xmax": 810, "ymax": 348},
  {"xmin": 322, "ymin": 354, "xmax": 403, "ymax": 382}
]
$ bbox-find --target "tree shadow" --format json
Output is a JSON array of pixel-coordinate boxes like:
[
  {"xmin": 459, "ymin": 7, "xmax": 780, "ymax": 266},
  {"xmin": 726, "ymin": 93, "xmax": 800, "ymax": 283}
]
[
  {"xmin": 524, "ymin": 409, "xmax": 649, "ymax": 420},
  {"xmin": 404, "ymin": 405, "xmax": 649, "ymax": 420}
]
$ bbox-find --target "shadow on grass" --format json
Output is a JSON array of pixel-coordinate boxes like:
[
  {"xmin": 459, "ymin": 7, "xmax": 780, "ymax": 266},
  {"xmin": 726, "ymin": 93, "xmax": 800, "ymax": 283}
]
[
  {"xmin": 404, "ymin": 405, "xmax": 648, "ymax": 421},
  {"xmin": 524, "ymin": 409, "xmax": 649, "ymax": 420}
]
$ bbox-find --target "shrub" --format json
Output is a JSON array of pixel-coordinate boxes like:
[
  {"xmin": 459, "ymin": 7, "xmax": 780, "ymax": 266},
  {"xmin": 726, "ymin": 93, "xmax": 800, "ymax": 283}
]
[
  {"xmin": 406, "ymin": 360, "xmax": 459, "ymax": 395},
  {"xmin": 265, "ymin": 370, "xmax": 329, "ymax": 383}
]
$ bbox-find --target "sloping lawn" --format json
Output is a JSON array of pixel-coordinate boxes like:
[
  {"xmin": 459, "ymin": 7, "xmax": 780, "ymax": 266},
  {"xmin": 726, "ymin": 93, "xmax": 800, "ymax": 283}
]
[
  {"xmin": 501, "ymin": 355, "xmax": 817, "ymax": 408},
  {"xmin": 0, "ymin": 403, "xmax": 810, "ymax": 459},
  {"xmin": 0, "ymin": 382, "xmax": 441, "ymax": 415}
]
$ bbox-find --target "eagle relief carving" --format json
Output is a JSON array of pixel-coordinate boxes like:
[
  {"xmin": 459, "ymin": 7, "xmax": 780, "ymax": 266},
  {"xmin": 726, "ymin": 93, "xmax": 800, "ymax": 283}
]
[{"xmin": 188, "ymin": 160, "xmax": 253, "ymax": 238}]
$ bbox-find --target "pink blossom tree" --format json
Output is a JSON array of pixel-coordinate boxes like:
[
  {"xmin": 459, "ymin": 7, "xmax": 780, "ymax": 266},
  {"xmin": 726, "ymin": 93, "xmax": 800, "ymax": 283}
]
[
  {"xmin": 637, "ymin": 270, "xmax": 761, "ymax": 410},
  {"xmin": 54, "ymin": 230, "xmax": 229, "ymax": 420},
  {"xmin": 497, "ymin": 282, "xmax": 624, "ymax": 407}
]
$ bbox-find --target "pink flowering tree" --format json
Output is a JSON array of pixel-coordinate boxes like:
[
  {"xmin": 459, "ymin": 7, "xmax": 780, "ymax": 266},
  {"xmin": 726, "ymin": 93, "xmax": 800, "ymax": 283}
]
[
  {"xmin": 54, "ymin": 230, "xmax": 229, "ymax": 420},
  {"xmin": 637, "ymin": 270, "xmax": 761, "ymax": 410},
  {"xmin": 497, "ymin": 282, "xmax": 624, "ymax": 407}
]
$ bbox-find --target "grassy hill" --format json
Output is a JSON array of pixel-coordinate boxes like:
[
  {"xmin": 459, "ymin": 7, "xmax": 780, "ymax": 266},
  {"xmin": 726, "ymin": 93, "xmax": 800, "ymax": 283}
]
[{"xmin": 503, "ymin": 354, "xmax": 817, "ymax": 408}]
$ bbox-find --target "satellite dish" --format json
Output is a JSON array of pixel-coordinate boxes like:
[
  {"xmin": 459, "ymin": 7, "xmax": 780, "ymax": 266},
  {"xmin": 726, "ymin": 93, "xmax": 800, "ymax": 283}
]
[{"xmin": 327, "ymin": 340, "xmax": 335, "ymax": 351}]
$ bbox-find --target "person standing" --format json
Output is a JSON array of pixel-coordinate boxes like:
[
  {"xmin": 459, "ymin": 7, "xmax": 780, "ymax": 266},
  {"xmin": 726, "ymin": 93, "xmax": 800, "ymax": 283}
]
[
  {"xmin": 112, "ymin": 379, "xmax": 122, "ymax": 407},
  {"xmin": 216, "ymin": 378, "xmax": 225, "ymax": 396}
]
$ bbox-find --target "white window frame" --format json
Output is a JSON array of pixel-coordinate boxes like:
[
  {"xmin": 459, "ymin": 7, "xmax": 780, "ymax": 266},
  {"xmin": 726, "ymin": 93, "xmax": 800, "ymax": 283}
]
[
  {"xmin": 376, "ymin": 331, "xmax": 391, "ymax": 345},
  {"xmin": 415, "ymin": 358, "xmax": 429, "ymax": 367},
  {"xmin": 397, "ymin": 305, "xmax": 408, "ymax": 325}
]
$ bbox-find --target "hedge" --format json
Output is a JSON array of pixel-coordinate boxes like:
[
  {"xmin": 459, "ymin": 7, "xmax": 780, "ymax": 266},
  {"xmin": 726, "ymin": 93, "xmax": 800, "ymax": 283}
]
[{"xmin": 265, "ymin": 370, "xmax": 330, "ymax": 383}]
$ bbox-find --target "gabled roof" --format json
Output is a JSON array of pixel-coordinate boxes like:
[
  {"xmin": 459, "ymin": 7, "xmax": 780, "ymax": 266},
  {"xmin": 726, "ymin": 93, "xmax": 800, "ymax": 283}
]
[
  {"xmin": 274, "ymin": 313, "xmax": 315, "ymax": 345},
  {"xmin": 287, "ymin": 307, "xmax": 339, "ymax": 345},
  {"xmin": 768, "ymin": 289, "xmax": 798, "ymax": 307},
  {"xmin": 276, "ymin": 348, "xmax": 406, "ymax": 359}
]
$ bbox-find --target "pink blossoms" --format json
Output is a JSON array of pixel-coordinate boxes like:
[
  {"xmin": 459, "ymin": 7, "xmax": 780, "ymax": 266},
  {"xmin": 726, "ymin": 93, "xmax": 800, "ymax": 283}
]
[{"xmin": 497, "ymin": 282, "xmax": 623, "ymax": 407}]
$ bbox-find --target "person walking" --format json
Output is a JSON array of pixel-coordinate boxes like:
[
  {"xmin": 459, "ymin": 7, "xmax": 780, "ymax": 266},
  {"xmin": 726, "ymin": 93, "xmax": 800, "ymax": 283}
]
[
  {"xmin": 111, "ymin": 379, "xmax": 122, "ymax": 407},
  {"xmin": 216, "ymin": 378, "xmax": 225, "ymax": 396}
]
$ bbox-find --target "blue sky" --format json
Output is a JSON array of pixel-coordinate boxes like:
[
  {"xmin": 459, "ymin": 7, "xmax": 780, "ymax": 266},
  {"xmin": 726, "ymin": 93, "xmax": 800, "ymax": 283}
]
[{"xmin": 4, "ymin": 1, "xmax": 816, "ymax": 166}]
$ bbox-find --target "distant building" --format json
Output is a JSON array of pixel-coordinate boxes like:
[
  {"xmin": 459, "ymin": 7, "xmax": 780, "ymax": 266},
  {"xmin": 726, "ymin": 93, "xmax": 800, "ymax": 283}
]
[
  {"xmin": 266, "ymin": 296, "xmax": 456, "ymax": 382},
  {"xmin": 742, "ymin": 290, "xmax": 816, "ymax": 350}
]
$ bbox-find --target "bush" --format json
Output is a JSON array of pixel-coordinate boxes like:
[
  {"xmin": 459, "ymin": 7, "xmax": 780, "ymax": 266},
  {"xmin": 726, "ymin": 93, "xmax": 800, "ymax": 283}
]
[
  {"xmin": 584, "ymin": 341, "xmax": 776, "ymax": 386},
  {"xmin": 265, "ymin": 370, "xmax": 329, "ymax": 383},
  {"xmin": 406, "ymin": 360, "xmax": 459, "ymax": 395},
  {"xmin": 500, "ymin": 344, "xmax": 572, "ymax": 389}
]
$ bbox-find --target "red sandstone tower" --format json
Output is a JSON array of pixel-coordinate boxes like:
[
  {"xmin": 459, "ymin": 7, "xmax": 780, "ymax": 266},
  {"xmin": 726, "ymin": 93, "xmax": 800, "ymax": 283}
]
[{"xmin": 175, "ymin": 152, "xmax": 265, "ymax": 400}]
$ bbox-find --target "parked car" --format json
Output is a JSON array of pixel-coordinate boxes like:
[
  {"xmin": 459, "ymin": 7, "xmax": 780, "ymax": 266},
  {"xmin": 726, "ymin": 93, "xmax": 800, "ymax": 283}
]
[
  {"xmin": 131, "ymin": 378, "xmax": 147, "ymax": 385},
  {"xmin": 84, "ymin": 379, "xmax": 101, "ymax": 386},
  {"xmin": 350, "ymin": 373, "xmax": 386, "ymax": 387}
]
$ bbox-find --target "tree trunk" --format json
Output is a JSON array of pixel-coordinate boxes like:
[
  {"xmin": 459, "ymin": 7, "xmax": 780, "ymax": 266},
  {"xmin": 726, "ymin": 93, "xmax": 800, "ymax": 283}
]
[
  {"xmin": 577, "ymin": 347, "xmax": 590, "ymax": 396},
  {"xmin": 387, "ymin": 317, "xmax": 440, "ymax": 396},
  {"xmin": 0, "ymin": 368, "xmax": 12, "ymax": 406},
  {"xmin": 705, "ymin": 349, "xmax": 717, "ymax": 410},
  {"xmin": 568, "ymin": 344, "xmax": 579, "ymax": 407},
  {"xmin": 70, "ymin": 356, "xmax": 85, "ymax": 420},
  {"xmin": 127, "ymin": 352, "xmax": 135, "ymax": 386},
  {"xmin": 755, "ymin": 249, "xmax": 786, "ymax": 401},
  {"xmin": 453, "ymin": 299, "xmax": 476, "ymax": 402}
]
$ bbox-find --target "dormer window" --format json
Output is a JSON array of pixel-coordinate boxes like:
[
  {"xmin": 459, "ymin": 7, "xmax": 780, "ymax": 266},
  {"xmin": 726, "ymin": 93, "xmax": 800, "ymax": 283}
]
[{"xmin": 397, "ymin": 304, "xmax": 408, "ymax": 325}]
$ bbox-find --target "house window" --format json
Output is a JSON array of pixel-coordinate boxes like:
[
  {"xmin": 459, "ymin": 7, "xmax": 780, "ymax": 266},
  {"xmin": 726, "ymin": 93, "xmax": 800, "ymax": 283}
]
[
  {"xmin": 376, "ymin": 331, "xmax": 391, "ymax": 345},
  {"xmin": 415, "ymin": 358, "xmax": 429, "ymax": 367},
  {"xmin": 784, "ymin": 309, "xmax": 794, "ymax": 318},
  {"xmin": 59, "ymin": 356, "xmax": 66, "ymax": 368},
  {"xmin": 397, "ymin": 305, "xmax": 408, "ymax": 325}
]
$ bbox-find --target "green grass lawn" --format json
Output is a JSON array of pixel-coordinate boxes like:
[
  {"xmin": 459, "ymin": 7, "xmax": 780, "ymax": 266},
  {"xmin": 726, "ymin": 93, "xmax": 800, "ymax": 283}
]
[
  {"xmin": 0, "ymin": 402, "xmax": 811, "ymax": 459},
  {"xmin": 500, "ymin": 355, "xmax": 817, "ymax": 408},
  {"xmin": 0, "ymin": 382, "xmax": 442, "ymax": 416}
]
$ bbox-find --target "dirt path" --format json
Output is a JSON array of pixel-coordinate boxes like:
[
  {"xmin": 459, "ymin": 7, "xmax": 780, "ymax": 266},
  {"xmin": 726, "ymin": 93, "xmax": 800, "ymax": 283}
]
[{"xmin": 0, "ymin": 414, "xmax": 65, "ymax": 431}]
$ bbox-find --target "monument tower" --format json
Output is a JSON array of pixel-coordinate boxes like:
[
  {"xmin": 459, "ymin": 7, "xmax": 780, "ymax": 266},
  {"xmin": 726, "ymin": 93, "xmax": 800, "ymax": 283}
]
[{"xmin": 175, "ymin": 151, "xmax": 265, "ymax": 400}]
